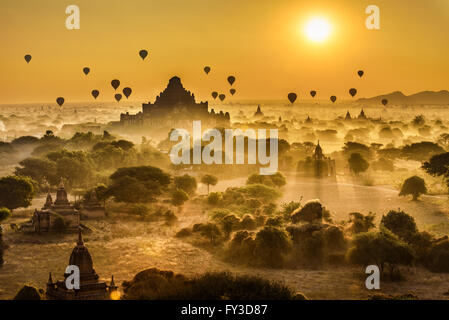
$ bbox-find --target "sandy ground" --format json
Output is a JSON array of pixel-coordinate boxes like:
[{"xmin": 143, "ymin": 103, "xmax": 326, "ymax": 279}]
[{"xmin": 1, "ymin": 176, "xmax": 449, "ymax": 299}]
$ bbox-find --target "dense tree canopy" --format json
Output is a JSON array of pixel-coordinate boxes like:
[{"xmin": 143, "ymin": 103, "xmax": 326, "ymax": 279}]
[{"xmin": 0, "ymin": 176, "xmax": 35, "ymax": 210}]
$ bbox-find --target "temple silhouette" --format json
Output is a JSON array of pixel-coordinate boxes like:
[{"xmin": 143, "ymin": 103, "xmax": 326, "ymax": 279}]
[
  {"xmin": 46, "ymin": 230, "xmax": 117, "ymax": 300},
  {"xmin": 116, "ymin": 76, "xmax": 230, "ymax": 128}
]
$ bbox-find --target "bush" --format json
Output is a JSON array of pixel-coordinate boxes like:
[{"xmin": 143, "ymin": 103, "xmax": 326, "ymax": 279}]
[
  {"xmin": 207, "ymin": 192, "xmax": 222, "ymax": 206},
  {"xmin": 381, "ymin": 210, "xmax": 418, "ymax": 242},
  {"xmin": 323, "ymin": 226, "xmax": 346, "ymax": 251},
  {"xmin": 427, "ymin": 240, "xmax": 449, "ymax": 272},
  {"xmin": 291, "ymin": 200, "xmax": 323, "ymax": 223},
  {"xmin": 172, "ymin": 189, "xmax": 189, "ymax": 206},
  {"xmin": 14, "ymin": 285, "xmax": 42, "ymax": 300},
  {"xmin": 122, "ymin": 268, "xmax": 297, "ymax": 300},
  {"xmin": 254, "ymin": 226, "xmax": 291, "ymax": 268},
  {"xmin": 347, "ymin": 228, "xmax": 414, "ymax": 280},
  {"xmin": 0, "ymin": 207, "xmax": 11, "ymax": 223},
  {"xmin": 265, "ymin": 216, "xmax": 284, "ymax": 227},
  {"xmin": 246, "ymin": 172, "xmax": 286, "ymax": 188},
  {"xmin": 347, "ymin": 212, "xmax": 376, "ymax": 234},
  {"xmin": 176, "ymin": 228, "xmax": 192, "ymax": 238},
  {"xmin": 174, "ymin": 174, "xmax": 197, "ymax": 195},
  {"xmin": 240, "ymin": 214, "xmax": 256, "ymax": 230}
]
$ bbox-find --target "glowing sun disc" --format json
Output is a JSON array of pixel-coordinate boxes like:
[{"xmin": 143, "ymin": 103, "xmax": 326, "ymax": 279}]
[{"xmin": 305, "ymin": 18, "xmax": 331, "ymax": 42}]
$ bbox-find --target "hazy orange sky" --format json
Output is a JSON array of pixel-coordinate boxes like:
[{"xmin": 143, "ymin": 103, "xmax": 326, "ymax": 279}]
[{"xmin": 0, "ymin": 0, "xmax": 448, "ymax": 104}]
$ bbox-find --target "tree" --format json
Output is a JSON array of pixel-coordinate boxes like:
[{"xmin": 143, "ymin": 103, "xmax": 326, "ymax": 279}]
[
  {"xmin": 0, "ymin": 176, "xmax": 35, "ymax": 211},
  {"xmin": 108, "ymin": 176, "xmax": 153, "ymax": 203},
  {"xmin": 0, "ymin": 207, "xmax": 11, "ymax": 265},
  {"xmin": 381, "ymin": 210, "xmax": 418, "ymax": 242},
  {"xmin": 254, "ymin": 226, "xmax": 291, "ymax": 268},
  {"xmin": 174, "ymin": 174, "xmax": 197, "ymax": 195},
  {"xmin": 348, "ymin": 153, "xmax": 369, "ymax": 175},
  {"xmin": 246, "ymin": 172, "xmax": 286, "ymax": 188},
  {"xmin": 201, "ymin": 174, "xmax": 218, "ymax": 194},
  {"xmin": 399, "ymin": 176, "xmax": 427, "ymax": 200},
  {"xmin": 94, "ymin": 184, "xmax": 110, "ymax": 207},
  {"xmin": 14, "ymin": 158, "xmax": 58, "ymax": 185},
  {"xmin": 172, "ymin": 189, "xmax": 189, "ymax": 207},
  {"xmin": 110, "ymin": 166, "xmax": 171, "ymax": 194},
  {"xmin": 347, "ymin": 228, "xmax": 414, "ymax": 279},
  {"xmin": 291, "ymin": 200, "xmax": 323, "ymax": 223},
  {"xmin": 401, "ymin": 141, "xmax": 444, "ymax": 161},
  {"xmin": 422, "ymin": 152, "xmax": 449, "ymax": 187}
]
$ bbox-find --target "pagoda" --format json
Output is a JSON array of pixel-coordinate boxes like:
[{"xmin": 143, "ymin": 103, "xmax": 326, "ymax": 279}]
[{"xmin": 46, "ymin": 229, "xmax": 117, "ymax": 300}]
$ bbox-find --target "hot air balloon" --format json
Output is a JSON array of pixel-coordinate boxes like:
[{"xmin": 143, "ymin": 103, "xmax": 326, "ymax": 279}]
[
  {"xmin": 218, "ymin": 94, "xmax": 226, "ymax": 101},
  {"xmin": 91, "ymin": 90, "xmax": 99, "ymax": 99},
  {"xmin": 381, "ymin": 99, "xmax": 388, "ymax": 106},
  {"xmin": 115, "ymin": 94, "xmax": 122, "ymax": 102},
  {"xmin": 288, "ymin": 93, "xmax": 297, "ymax": 104},
  {"xmin": 24, "ymin": 55, "xmax": 32, "ymax": 63},
  {"xmin": 56, "ymin": 97, "xmax": 65, "ymax": 107},
  {"xmin": 330, "ymin": 96, "xmax": 337, "ymax": 103},
  {"xmin": 123, "ymin": 87, "xmax": 132, "ymax": 99},
  {"xmin": 349, "ymin": 88, "xmax": 357, "ymax": 97},
  {"xmin": 230, "ymin": 88, "xmax": 236, "ymax": 95},
  {"xmin": 83, "ymin": 67, "xmax": 90, "ymax": 76},
  {"xmin": 204, "ymin": 66, "xmax": 211, "ymax": 75},
  {"xmin": 111, "ymin": 79, "xmax": 120, "ymax": 91},
  {"xmin": 357, "ymin": 70, "xmax": 364, "ymax": 78},
  {"xmin": 139, "ymin": 50, "xmax": 148, "ymax": 60},
  {"xmin": 310, "ymin": 90, "xmax": 317, "ymax": 98},
  {"xmin": 227, "ymin": 76, "xmax": 236, "ymax": 86},
  {"xmin": 211, "ymin": 92, "xmax": 218, "ymax": 99}
]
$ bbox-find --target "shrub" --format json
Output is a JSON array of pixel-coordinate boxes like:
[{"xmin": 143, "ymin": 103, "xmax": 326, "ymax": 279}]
[
  {"xmin": 347, "ymin": 228, "xmax": 414, "ymax": 280},
  {"xmin": 14, "ymin": 285, "xmax": 42, "ymax": 300},
  {"xmin": 381, "ymin": 210, "xmax": 418, "ymax": 242},
  {"xmin": 291, "ymin": 200, "xmax": 323, "ymax": 223},
  {"xmin": 347, "ymin": 212, "xmax": 376, "ymax": 234},
  {"xmin": 176, "ymin": 228, "xmax": 192, "ymax": 238},
  {"xmin": 323, "ymin": 225, "xmax": 346, "ymax": 251},
  {"xmin": 207, "ymin": 192, "xmax": 222, "ymax": 206},
  {"xmin": 122, "ymin": 268, "xmax": 297, "ymax": 300},
  {"xmin": 240, "ymin": 214, "xmax": 256, "ymax": 230},
  {"xmin": 174, "ymin": 174, "xmax": 197, "ymax": 195},
  {"xmin": 172, "ymin": 189, "xmax": 189, "ymax": 206},
  {"xmin": 253, "ymin": 226, "xmax": 291, "ymax": 268},
  {"xmin": 427, "ymin": 240, "xmax": 449, "ymax": 272}
]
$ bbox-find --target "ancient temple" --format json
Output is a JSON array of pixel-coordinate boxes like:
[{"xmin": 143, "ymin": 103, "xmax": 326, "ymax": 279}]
[
  {"xmin": 358, "ymin": 109, "xmax": 367, "ymax": 119},
  {"xmin": 254, "ymin": 105, "xmax": 264, "ymax": 117},
  {"xmin": 46, "ymin": 230, "xmax": 117, "ymax": 300},
  {"xmin": 29, "ymin": 179, "xmax": 80, "ymax": 232},
  {"xmin": 81, "ymin": 190, "xmax": 105, "ymax": 218},
  {"xmin": 345, "ymin": 111, "xmax": 352, "ymax": 120},
  {"xmin": 118, "ymin": 76, "xmax": 230, "ymax": 127},
  {"xmin": 297, "ymin": 141, "xmax": 336, "ymax": 178}
]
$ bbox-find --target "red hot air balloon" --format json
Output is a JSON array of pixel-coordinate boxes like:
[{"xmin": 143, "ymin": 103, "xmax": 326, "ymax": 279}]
[
  {"xmin": 330, "ymin": 96, "xmax": 337, "ymax": 103},
  {"xmin": 357, "ymin": 70, "xmax": 364, "ymax": 78},
  {"xmin": 211, "ymin": 92, "xmax": 218, "ymax": 99},
  {"xmin": 310, "ymin": 90, "xmax": 317, "ymax": 98},
  {"xmin": 115, "ymin": 94, "xmax": 122, "ymax": 102},
  {"xmin": 123, "ymin": 87, "xmax": 132, "ymax": 99},
  {"xmin": 204, "ymin": 66, "xmax": 211, "ymax": 74},
  {"xmin": 230, "ymin": 88, "xmax": 236, "ymax": 95},
  {"xmin": 24, "ymin": 55, "xmax": 32, "ymax": 63},
  {"xmin": 288, "ymin": 93, "xmax": 297, "ymax": 104},
  {"xmin": 349, "ymin": 88, "xmax": 357, "ymax": 97},
  {"xmin": 56, "ymin": 97, "xmax": 65, "ymax": 107},
  {"xmin": 227, "ymin": 76, "xmax": 236, "ymax": 86},
  {"xmin": 382, "ymin": 99, "xmax": 388, "ymax": 106},
  {"xmin": 91, "ymin": 90, "xmax": 99, "ymax": 99},
  {"xmin": 111, "ymin": 79, "xmax": 120, "ymax": 91},
  {"xmin": 218, "ymin": 94, "xmax": 226, "ymax": 101},
  {"xmin": 83, "ymin": 67, "xmax": 90, "ymax": 76},
  {"xmin": 139, "ymin": 50, "xmax": 148, "ymax": 60}
]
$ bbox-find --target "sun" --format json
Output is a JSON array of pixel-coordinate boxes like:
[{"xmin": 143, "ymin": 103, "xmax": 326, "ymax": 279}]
[{"xmin": 304, "ymin": 18, "xmax": 331, "ymax": 42}]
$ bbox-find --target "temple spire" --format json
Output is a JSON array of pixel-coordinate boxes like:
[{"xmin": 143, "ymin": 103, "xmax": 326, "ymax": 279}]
[
  {"xmin": 48, "ymin": 272, "xmax": 53, "ymax": 284},
  {"xmin": 77, "ymin": 228, "xmax": 84, "ymax": 246},
  {"xmin": 110, "ymin": 275, "xmax": 115, "ymax": 287}
]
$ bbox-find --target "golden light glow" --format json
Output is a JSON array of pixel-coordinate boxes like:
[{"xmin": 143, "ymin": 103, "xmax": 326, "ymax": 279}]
[
  {"xmin": 304, "ymin": 18, "xmax": 331, "ymax": 42},
  {"xmin": 110, "ymin": 290, "xmax": 121, "ymax": 300}
]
